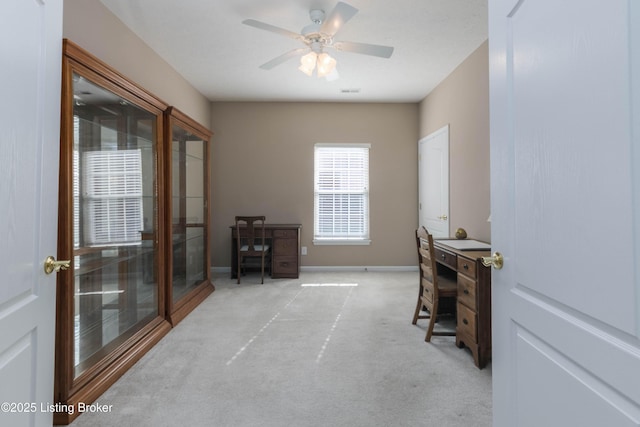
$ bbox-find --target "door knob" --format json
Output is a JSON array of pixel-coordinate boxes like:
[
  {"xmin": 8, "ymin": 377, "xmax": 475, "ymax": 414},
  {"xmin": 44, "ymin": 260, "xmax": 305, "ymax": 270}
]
[
  {"xmin": 437, "ymin": 214, "xmax": 448, "ymax": 220},
  {"xmin": 44, "ymin": 256, "xmax": 71, "ymax": 275},
  {"xmin": 481, "ymin": 252, "xmax": 503, "ymax": 270}
]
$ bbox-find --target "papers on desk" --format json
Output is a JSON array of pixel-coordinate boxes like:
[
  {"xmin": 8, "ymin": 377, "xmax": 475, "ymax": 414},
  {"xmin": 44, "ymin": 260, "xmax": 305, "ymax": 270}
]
[{"xmin": 437, "ymin": 239, "xmax": 491, "ymax": 251}]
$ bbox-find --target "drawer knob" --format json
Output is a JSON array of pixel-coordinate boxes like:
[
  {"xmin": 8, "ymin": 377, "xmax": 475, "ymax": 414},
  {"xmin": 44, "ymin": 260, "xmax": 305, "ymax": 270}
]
[
  {"xmin": 463, "ymin": 289, "xmax": 469, "ymax": 295},
  {"xmin": 463, "ymin": 318, "xmax": 469, "ymax": 325},
  {"xmin": 441, "ymin": 254, "xmax": 446, "ymax": 260},
  {"xmin": 463, "ymin": 264, "xmax": 469, "ymax": 270}
]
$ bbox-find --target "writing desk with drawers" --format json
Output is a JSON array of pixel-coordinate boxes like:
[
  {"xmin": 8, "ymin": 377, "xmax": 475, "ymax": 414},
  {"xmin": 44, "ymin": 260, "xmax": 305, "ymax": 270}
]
[
  {"xmin": 230, "ymin": 223, "xmax": 301, "ymax": 279},
  {"xmin": 433, "ymin": 239, "xmax": 492, "ymax": 369}
]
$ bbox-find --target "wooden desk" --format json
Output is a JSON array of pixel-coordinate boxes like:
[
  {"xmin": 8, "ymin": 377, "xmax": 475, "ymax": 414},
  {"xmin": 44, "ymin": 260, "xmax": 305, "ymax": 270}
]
[
  {"xmin": 433, "ymin": 239, "xmax": 492, "ymax": 369},
  {"xmin": 230, "ymin": 224, "xmax": 301, "ymax": 279}
]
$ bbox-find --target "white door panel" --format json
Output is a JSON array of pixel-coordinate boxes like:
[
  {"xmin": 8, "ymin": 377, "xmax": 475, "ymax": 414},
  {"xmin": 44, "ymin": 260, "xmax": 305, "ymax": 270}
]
[
  {"xmin": 0, "ymin": 1, "xmax": 62, "ymax": 426},
  {"xmin": 419, "ymin": 125, "xmax": 449, "ymax": 237},
  {"xmin": 512, "ymin": 290, "xmax": 640, "ymax": 406},
  {"xmin": 490, "ymin": 0, "xmax": 640, "ymax": 425},
  {"xmin": 515, "ymin": 328, "xmax": 640, "ymax": 427},
  {"xmin": 511, "ymin": 0, "xmax": 636, "ymax": 333}
]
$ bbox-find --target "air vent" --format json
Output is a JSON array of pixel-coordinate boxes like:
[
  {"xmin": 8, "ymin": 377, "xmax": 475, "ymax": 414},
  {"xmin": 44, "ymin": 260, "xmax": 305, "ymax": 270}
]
[{"xmin": 340, "ymin": 88, "xmax": 361, "ymax": 94}]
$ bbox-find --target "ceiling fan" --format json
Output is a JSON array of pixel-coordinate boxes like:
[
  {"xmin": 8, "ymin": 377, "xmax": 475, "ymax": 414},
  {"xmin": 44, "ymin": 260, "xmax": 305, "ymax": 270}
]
[{"xmin": 242, "ymin": 1, "xmax": 394, "ymax": 79}]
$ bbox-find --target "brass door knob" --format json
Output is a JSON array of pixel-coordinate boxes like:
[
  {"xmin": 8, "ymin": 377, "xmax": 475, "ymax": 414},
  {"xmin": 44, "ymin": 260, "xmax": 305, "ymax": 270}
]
[
  {"xmin": 44, "ymin": 256, "xmax": 71, "ymax": 275},
  {"xmin": 437, "ymin": 214, "xmax": 448, "ymax": 220},
  {"xmin": 481, "ymin": 252, "xmax": 504, "ymax": 270}
]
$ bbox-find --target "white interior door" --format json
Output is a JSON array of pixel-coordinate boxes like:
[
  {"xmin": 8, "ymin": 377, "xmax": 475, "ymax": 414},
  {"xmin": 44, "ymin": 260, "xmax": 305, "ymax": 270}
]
[
  {"xmin": 418, "ymin": 125, "xmax": 449, "ymax": 237},
  {"xmin": 490, "ymin": 0, "xmax": 640, "ymax": 425},
  {"xmin": 0, "ymin": 1, "xmax": 63, "ymax": 426}
]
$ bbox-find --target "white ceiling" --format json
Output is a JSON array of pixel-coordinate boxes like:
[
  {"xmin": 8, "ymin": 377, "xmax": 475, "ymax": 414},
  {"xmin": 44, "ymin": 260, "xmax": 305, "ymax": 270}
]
[{"xmin": 98, "ymin": 0, "xmax": 487, "ymax": 103}]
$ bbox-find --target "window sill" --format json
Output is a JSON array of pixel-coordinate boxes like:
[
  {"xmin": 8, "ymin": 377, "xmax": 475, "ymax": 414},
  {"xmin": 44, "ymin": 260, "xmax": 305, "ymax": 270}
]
[{"xmin": 313, "ymin": 239, "xmax": 371, "ymax": 246}]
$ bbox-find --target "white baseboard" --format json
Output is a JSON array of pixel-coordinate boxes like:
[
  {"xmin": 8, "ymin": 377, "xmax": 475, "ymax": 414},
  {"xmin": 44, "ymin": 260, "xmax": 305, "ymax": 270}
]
[
  {"xmin": 301, "ymin": 265, "xmax": 417, "ymax": 272},
  {"xmin": 211, "ymin": 266, "xmax": 418, "ymax": 274}
]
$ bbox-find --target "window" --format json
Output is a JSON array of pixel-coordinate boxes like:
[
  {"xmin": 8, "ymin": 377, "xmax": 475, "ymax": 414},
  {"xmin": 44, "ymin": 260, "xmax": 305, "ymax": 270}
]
[
  {"xmin": 82, "ymin": 149, "xmax": 144, "ymax": 246},
  {"xmin": 314, "ymin": 143, "xmax": 370, "ymax": 244}
]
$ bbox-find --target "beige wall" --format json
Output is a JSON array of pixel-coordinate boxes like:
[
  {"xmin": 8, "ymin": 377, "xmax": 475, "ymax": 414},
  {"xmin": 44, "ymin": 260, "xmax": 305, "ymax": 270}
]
[
  {"xmin": 210, "ymin": 102, "xmax": 419, "ymax": 268},
  {"xmin": 419, "ymin": 41, "xmax": 491, "ymax": 242},
  {"xmin": 61, "ymin": 0, "xmax": 489, "ymax": 268},
  {"xmin": 63, "ymin": 0, "xmax": 211, "ymax": 127}
]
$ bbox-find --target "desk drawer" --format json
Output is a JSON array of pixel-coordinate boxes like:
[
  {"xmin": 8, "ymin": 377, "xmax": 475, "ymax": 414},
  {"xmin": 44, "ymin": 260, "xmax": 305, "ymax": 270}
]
[
  {"xmin": 272, "ymin": 256, "xmax": 298, "ymax": 276},
  {"xmin": 457, "ymin": 302, "xmax": 477, "ymax": 341},
  {"xmin": 457, "ymin": 273, "xmax": 477, "ymax": 310},
  {"xmin": 435, "ymin": 247, "xmax": 457, "ymax": 270},
  {"xmin": 273, "ymin": 229, "xmax": 297, "ymax": 239},
  {"xmin": 273, "ymin": 237, "xmax": 298, "ymax": 255},
  {"xmin": 457, "ymin": 257, "xmax": 477, "ymax": 279}
]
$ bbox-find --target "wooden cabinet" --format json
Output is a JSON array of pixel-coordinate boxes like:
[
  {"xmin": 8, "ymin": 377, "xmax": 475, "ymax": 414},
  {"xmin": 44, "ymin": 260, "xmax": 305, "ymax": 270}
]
[
  {"xmin": 434, "ymin": 241, "xmax": 492, "ymax": 369},
  {"xmin": 55, "ymin": 40, "xmax": 171, "ymax": 424},
  {"xmin": 164, "ymin": 107, "xmax": 214, "ymax": 326},
  {"xmin": 54, "ymin": 40, "xmax": 213, "ymax": 424}
]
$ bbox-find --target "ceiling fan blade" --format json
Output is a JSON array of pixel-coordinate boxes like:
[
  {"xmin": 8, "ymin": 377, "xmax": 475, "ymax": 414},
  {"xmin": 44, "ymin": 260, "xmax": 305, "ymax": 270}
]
[
  {"xmin": 320, "ymin": 2, "xmax": 358, "ymax": 37},
  {"xmin": 333, "ymin": 41, "xmax": 394, "ymax": 58},
  {"xmin": 259, "ymin": 48, "xmax": 307, "ymax": 70},
  {"xmin": 242, "ymin": 19, "xmax": 304, "ymax": 41}
]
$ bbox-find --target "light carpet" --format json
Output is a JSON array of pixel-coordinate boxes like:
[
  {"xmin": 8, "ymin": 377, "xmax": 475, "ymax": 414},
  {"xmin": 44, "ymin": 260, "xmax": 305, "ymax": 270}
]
[{"xmin": 64, "ymin": 271, "xmax": 492, "ymax": 427}]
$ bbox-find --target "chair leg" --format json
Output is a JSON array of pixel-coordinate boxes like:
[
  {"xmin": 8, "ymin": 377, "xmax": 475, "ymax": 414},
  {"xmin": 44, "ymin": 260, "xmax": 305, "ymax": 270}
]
[
  {"xmin": 412, "ymin": 288, "xmax": 431, "ymax": 325},
  {"xmin": 412, "ymin": 294, "xmax": 422, "ymax": 324},
  {"xmin": 237, "ymin": 257, "xmax": 241, "ymax": 284},
  {"xmin": 260, "ymin": 254, "xmax": 264, "ymax": 284},
  {"xmin": 425, "ymin": 317, "xmax": 436, "ymax": 342},
  {"xmin": 425, "ymin": 301, "xmax": 438, "ymax": 342}
]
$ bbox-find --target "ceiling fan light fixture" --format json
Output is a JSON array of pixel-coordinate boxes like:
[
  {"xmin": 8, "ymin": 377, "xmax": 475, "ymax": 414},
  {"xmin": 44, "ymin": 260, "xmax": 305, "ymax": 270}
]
[
  {"xmin": 299, "ymin": 51, "xmax": 317, "ymax": 76},
  {"xmin": 325, "ymin": 68, "xmax": 340, "ymax": 82},
  {"xmin": 316, "ymin": 53, "xmax": 337, "ymax": 77}
]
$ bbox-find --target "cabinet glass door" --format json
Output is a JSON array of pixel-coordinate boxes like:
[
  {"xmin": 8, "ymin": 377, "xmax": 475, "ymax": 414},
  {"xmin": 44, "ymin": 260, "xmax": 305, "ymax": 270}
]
[
  {"xmin": 171, "ymin": 127, "xmax": 205, "ymax": 300},
  {"xmin": 165, "ymin": 107, "xmax": 212, "ymax": 324},
  {"xmin": 55, "ymin": 40, "xmax": 172, "ymax": 425},
  {"xmin": 71, "ymin": 74, "xmax": 160, "ymax": 377}
]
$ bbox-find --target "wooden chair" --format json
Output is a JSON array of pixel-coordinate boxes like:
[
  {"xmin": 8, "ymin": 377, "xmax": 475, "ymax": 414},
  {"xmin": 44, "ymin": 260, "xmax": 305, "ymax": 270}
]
[
  {"xmin": 412, "ymin": 226, "xmax": 458, "ymax": 342},
  {"xmin": 235, "ymin": 216, "xmax": 270, "ymax": 284}
]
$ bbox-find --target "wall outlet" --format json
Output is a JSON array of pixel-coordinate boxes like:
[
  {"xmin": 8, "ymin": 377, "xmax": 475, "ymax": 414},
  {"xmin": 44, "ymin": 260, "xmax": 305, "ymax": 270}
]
[{"xmin": 301, "ymin": 246, "xmax": 307, "ymax": 255}]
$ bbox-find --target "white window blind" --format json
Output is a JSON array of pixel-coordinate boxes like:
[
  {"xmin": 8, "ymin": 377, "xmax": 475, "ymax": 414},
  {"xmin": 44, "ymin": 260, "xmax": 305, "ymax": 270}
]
[
  {"xmin": 314, "ymin": 144, "xmax": 370, "ymax": 243},
  {"xmin": 82, "ymin": 149, "xmax": 143, "ymax": 246}
]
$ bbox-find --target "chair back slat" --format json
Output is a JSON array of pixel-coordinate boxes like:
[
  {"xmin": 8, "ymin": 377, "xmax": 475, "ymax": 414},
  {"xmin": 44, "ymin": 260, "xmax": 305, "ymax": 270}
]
[
  {"xmin": 235, "ymin": 216, "xmax": 266, "ymax": 253},
  {"xmin": 235, "ymin": 216, "xmax": 269, "ymax": 284}
]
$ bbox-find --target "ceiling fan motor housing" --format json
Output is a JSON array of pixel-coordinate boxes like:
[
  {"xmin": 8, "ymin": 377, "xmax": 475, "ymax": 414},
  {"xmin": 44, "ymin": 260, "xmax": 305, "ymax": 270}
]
[
  {"xmin": 302, "ymin": 9, "xmax": 331, "ymax": 47},
  {"xmin": 309, "ymin": 9, "xmax": 325, "ymax": 24}
]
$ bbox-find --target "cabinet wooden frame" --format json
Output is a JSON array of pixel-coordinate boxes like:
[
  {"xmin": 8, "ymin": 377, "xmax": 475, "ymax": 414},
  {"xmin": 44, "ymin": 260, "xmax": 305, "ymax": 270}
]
[
  {"xmin": 163, "ymin": 106, "xmax": 214, "ymax": 326},
  {"xmin": 54, "ymin": 40, "xmax": 172, "ymax": 425}
]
